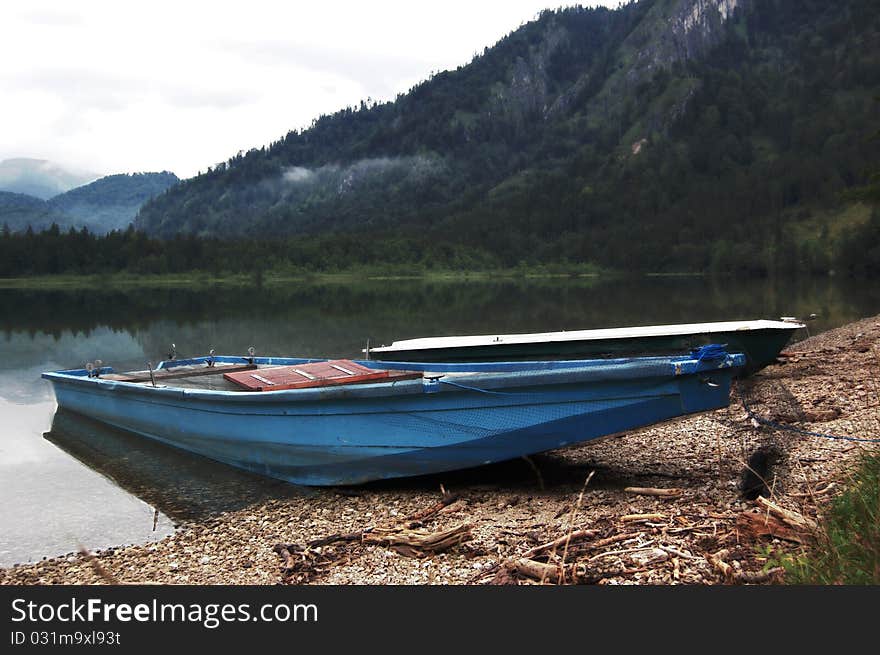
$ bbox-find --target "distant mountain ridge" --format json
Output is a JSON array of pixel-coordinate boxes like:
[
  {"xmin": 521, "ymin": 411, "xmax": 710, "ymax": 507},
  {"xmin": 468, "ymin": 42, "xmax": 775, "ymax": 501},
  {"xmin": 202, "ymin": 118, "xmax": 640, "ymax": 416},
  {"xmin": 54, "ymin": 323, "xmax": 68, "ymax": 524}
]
[{"xmin": 0, "ymin": 172, "xmax": 179, "ymax": 234}]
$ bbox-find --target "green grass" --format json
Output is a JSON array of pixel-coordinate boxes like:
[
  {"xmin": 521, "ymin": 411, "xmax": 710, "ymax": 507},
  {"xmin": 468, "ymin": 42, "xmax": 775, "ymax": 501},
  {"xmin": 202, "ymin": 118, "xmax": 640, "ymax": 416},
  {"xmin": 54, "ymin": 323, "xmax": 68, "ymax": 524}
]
[
  {"xmin": 0, "ymin": 264, "xmax": 605, "ymax": 290},
  {"xmin": 780, "ymin": 450, "xmax": 880, "ymax": 585},
  {"xmin": 788, "ymin": 202, "xmax": 872, "ymax": 243}
]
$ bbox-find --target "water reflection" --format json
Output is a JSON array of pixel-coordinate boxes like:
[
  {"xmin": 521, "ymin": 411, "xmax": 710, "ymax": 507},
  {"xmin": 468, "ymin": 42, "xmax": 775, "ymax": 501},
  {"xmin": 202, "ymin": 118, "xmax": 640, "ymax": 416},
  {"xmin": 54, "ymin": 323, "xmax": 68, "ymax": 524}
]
[
  {"xmin": 0, "ymin": 396, "xmax": 175, "ymax": 567},
  {"xmin": 45, "ymin": 410, "xmax": 306, "ymax": 522}
]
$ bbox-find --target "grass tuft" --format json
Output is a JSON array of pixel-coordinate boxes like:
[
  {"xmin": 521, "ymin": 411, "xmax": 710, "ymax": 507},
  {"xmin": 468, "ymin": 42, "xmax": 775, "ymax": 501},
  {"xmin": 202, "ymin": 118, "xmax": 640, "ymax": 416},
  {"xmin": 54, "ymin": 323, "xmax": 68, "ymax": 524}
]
[{"xmin": 783, "ymin": 450, "xmax": 880, "ymax": 584}]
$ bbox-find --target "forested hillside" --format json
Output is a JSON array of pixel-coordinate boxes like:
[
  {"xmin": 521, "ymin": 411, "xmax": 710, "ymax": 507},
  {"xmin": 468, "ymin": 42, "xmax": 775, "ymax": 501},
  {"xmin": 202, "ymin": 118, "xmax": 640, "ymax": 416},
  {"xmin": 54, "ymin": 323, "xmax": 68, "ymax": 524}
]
[{"xmin": 132, "ymin": 0, "xmax": 880, "ymax": 274}]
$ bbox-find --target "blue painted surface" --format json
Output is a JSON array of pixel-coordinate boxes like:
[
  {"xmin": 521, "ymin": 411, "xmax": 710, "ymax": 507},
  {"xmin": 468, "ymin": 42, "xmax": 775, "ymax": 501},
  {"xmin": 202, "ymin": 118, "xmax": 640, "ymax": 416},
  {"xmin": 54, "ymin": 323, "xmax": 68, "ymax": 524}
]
[{"xmin": 42, "ymin": 352, "xmax": 745, "ymax": 486}]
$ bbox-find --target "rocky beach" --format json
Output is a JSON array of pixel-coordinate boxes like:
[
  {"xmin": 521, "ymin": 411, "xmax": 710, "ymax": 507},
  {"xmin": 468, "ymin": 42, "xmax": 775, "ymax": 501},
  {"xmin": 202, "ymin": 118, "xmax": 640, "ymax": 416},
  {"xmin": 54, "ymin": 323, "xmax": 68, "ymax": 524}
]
[{"xmin": 3, "ymin": 315, "xmax": 878, "ymax": 586}]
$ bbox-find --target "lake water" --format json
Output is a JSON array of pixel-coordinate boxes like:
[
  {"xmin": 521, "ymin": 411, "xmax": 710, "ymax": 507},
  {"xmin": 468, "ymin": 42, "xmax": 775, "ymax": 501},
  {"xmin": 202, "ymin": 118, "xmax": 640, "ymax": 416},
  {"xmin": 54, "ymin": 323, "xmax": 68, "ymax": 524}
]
[{"xmin": 1, "ymin": 274, "xmax": 878, "ymax": 566}]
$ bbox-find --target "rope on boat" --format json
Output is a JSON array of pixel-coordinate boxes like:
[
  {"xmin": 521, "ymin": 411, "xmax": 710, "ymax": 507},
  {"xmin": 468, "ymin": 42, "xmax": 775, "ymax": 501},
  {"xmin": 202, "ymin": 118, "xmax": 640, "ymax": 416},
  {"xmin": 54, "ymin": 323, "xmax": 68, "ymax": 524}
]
[
  {"xmin": 738, "ymin": 388, "xmax": 880, "ymax": 444},
  {"xmin": 437, "ymin": 379, "xmax": 521, "ymax": 395},
  {"xmin": 691, "ymin": 343, "xmax": 729, "ymax": 362}
]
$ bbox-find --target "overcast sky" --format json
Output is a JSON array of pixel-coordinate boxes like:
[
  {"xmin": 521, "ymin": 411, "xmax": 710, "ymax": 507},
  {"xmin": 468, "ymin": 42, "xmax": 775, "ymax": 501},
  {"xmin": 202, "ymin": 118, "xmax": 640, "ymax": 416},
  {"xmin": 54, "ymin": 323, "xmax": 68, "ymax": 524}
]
[{"xmin": 0, "ymin": 1, "xmax": 617, "ymax": 179}]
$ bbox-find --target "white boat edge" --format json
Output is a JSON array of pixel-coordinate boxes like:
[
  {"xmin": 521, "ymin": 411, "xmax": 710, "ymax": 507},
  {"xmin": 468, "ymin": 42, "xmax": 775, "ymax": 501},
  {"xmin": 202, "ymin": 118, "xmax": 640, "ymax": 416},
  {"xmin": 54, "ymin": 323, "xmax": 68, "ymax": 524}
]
[{"xmin": 368, "ymin": 318, "xmax": 806, "ymax": 353}]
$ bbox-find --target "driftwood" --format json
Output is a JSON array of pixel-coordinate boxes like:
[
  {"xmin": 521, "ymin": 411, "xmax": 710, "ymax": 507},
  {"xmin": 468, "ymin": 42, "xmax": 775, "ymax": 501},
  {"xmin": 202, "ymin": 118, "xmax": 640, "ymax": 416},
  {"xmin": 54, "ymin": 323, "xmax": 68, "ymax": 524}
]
[
  {"xmin": 588, "ymin": 543, "xmax": 657, "ymax": 561},
  {"xmin": 510, "ymin": 558, "xmax": 562, "ymax": 583},
  {"xmin": 737, "ymin": 510, "xmax": 805, "ymax": 543},
  {"xmin": 789, "ymin": 482, "xmax": 836, "ymax": 498},
  {"xmin": 363, "ymin": 523, "xmax": 472, "ymax": 558},
  {"xmin": 704, "ymin": 548, "xmax": 782, "ymax": 584},
  {"xmin": 521, "ymin": 529, "xmax": 599, "ymax": 559},
  {"xmin": 755, "ymin": 496, "xmax": 818, "ymax": 532},
  {"xmin": 624, "ymin": 487, "xmax": 683, "ymax": 498},
  {"xmin": 306, "ymin": 531, "xmax": 366, "ymax": 548},
  {"xmin": 275, "ymin": 493, "xmax": 472, "ymax": 582},
  {"xmin": 706, "ymin": 548, "xmax": 734, "ymax": 582},
  {"xmin": 621, "ymin": 513, "xmax": 666, "ymax": 523},
  {"xmin": 273, "ymin": 544, "xmax": 294, "ymax": 569}
]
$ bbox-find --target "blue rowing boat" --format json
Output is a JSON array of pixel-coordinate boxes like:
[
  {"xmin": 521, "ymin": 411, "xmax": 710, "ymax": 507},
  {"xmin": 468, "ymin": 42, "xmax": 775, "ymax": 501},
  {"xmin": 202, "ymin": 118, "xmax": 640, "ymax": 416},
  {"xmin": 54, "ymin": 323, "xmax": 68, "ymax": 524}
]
[{"xmin": 42, "ymin": 348, "xmax": 745, "ymax": 486}]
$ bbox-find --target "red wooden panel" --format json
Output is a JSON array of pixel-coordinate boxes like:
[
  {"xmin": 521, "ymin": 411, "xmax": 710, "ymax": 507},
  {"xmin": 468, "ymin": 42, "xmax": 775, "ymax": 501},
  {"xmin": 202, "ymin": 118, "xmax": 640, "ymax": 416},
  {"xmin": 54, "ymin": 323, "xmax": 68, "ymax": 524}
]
[{"xmin": 223, "ymin": 359, "xmax": 422, "ymax": 391}]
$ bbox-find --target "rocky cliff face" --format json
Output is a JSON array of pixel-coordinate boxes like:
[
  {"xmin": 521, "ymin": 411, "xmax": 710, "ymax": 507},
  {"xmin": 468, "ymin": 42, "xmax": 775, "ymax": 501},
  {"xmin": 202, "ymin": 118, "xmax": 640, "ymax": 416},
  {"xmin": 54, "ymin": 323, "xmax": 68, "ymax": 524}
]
[
  {"xmin": 577, "ymin": 0, "xmax": 746, "ymax": 144},
  {"xmin": 491, "ymin": 0, "xmax": 746, "ymax": 130},
  {"xmin": 491, "ymin": 19, "xmax": 569, "ymax": 125},
  {"xmin": 648, "ymin": 0, "xmax": 744, "ymax": 68}
]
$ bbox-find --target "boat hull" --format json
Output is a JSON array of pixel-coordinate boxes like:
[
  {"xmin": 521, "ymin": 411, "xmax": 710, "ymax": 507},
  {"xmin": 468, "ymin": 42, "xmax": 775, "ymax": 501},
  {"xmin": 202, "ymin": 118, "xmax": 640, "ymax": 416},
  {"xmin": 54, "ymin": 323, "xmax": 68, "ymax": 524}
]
[
  {"xmin": 43, "ymin": 355, "xmax": 742, "ymax": 486},
  {"xmin": 369, "ymin": 321, "xmax": 802, "ymax": 374}
]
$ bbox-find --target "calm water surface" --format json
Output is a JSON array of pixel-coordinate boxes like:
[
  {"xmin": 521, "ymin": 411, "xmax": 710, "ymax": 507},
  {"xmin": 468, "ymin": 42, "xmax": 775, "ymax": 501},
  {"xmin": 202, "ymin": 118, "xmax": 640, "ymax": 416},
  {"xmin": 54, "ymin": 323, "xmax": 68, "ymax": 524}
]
[{"xmin": 1, "ymin": 275, "xmax": 877, "ymax": 566}]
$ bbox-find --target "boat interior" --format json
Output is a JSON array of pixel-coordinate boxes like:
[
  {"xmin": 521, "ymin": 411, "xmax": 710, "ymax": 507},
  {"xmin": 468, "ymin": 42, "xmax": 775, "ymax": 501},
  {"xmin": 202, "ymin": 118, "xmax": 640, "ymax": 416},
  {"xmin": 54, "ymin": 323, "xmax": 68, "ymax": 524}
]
[{"xmin": 100, "ymin": 358, "xmax": 422, "ymax": 392}]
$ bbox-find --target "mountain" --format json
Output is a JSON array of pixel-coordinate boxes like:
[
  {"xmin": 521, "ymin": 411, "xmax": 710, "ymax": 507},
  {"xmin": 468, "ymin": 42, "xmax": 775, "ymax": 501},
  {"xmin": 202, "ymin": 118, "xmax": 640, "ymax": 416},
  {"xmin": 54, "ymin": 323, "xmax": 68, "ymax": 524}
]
[
  {"xmin": 47, "ymin": 172, "xmax": 180, "ymax": 234},
  {"xmin": 0, "ymin": 191, "xmax": 66, "ymax": 232},
  {"xmin": 134, "ymin": 0, "xmax": 880, "ymax": 274},
  {"xmin": 0, "ymin": 158, "xmax": 99, "ymax": 200},
  {"xmin": 0, "ymin": 172, "xmax": 179, "ymax": 234}
]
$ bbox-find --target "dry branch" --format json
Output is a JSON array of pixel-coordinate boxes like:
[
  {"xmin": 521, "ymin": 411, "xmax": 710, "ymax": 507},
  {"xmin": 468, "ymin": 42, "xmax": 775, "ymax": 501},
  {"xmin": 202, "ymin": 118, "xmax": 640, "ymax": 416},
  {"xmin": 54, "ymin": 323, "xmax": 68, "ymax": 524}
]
[{"xmin": 404, "ymin": 493, "xmax": 460, "ymax": 526}]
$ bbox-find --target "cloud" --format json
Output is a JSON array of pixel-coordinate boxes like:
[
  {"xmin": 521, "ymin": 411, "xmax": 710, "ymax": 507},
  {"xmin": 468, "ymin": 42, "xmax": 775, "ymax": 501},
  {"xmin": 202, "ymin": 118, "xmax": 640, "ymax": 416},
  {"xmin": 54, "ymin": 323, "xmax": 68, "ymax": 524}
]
[
  {"xmin": 16, "ymin": 7, "xmax": 83, "ymax": 27},
  {"xmin": 282, "ymin": 166, "xmax": 317, "ymax": 184},
  {"xmin": 0, "ymin": 1, "xmax": 618, "ymax": 178},
  {"xmin": 216, "ymin": 39, "xmax": 434, "ymax": 100}
]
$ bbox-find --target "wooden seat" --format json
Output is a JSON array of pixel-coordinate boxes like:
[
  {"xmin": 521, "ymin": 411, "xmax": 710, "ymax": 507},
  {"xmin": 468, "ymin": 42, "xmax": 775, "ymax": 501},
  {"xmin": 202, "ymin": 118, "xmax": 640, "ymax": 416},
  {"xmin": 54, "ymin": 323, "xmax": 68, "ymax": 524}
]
[{"xmin": 223, "ymin": 359, "xmax": 422, "ymax": 391}]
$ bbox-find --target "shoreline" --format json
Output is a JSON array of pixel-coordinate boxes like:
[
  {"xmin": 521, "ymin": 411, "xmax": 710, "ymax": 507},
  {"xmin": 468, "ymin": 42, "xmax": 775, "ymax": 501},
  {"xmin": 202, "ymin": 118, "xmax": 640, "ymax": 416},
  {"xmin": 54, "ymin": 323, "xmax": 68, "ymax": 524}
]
[
  {"xmin": 0, "ymin": 269, "xmax": 607, "ymax": 290},
  {"xmin": 2, "ymin": 315, "xmax": 878, "ymax": 585}
]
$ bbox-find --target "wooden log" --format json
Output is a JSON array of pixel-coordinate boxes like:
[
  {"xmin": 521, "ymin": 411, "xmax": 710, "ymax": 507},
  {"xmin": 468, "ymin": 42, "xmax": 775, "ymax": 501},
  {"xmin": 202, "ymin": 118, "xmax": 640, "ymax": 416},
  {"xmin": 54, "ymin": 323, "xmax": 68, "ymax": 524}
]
[
  {"xmin": 736, "ymin": 510, "xmax": 805, "ymax": 543},
  {"xmin": 755, "ymin": 496, "xmax": 818, "ymax": 532},
  {"xmin": 624, "ymin": 487, "xmax": 683, "ymax": 498}
]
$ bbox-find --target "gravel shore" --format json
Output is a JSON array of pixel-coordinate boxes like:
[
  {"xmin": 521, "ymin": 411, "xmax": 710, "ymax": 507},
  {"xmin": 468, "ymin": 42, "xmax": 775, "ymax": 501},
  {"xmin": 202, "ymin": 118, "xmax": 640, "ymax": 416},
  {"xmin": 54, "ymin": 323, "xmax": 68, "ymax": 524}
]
[{"xmin": 3, "ymin": 315, "xmax": 878, "ymax": 585}]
